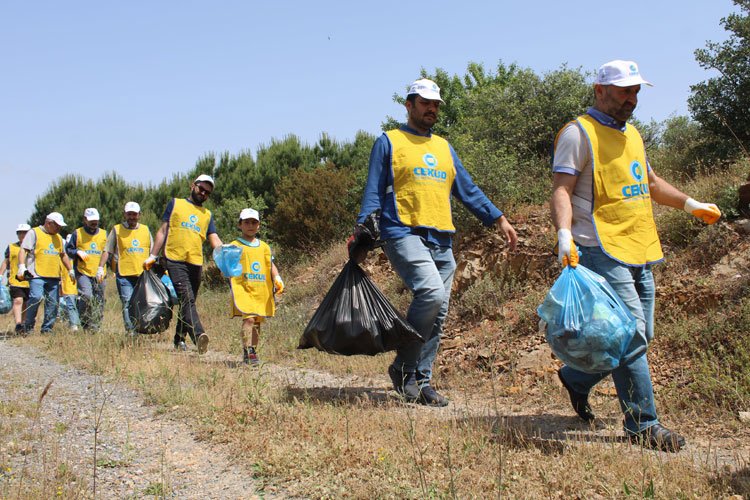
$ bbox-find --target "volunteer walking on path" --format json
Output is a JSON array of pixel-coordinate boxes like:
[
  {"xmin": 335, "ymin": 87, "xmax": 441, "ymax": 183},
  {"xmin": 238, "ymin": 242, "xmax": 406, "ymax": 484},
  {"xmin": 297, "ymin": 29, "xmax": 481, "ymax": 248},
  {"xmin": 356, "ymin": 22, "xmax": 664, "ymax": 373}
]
[
  {"xmin": 144, "ymin": 175, "xmax": 223, "ymax": 353},
  {"xmin": 16, "ymin": 213, "xmax": 75, "ymax": 334},
  {"xmin": 0, "ymin": 224, "xmax": 32, "ymax": 334},
  {"xmin": 65, "ymin": 208, "xmax": 107, "ymax": 332},
  {"xmin": 228, "ymin": 208, "xmax": 284, "ymax": 366},
  {"xmin": 355, "ymin": 78, "xmax": 518, "ymax": 407},
  {"xmin": 98, "ymin": 202, "xmax": 153, "ymax": 334},
  {"xmin": 551, "ymin": 60, "xmax": 722, "ymax": 452}
]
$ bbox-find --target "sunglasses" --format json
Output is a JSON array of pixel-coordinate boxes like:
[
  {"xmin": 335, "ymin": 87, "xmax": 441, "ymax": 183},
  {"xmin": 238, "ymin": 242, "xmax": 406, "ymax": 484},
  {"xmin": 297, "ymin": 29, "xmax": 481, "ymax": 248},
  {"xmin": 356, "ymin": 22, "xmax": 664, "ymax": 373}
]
[{"xmin": 195, "ymin": 184, "xmax": 213, "ymax": 196}]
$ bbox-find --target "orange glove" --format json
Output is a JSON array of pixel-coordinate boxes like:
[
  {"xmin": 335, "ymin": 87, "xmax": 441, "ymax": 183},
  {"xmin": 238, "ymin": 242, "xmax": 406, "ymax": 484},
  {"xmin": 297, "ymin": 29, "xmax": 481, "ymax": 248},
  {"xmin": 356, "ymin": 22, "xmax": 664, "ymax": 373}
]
[
  {"xmin": 143, "ymin": 255, "xmax": 157, "ymax": 270},
  {"xmin": 684, "ymin": 198, "xmax": 721, "ymax": 225},
  {"xmin": 557, "ymin": 228, "xmax": 579, "ymax": 268},
  {"xmin": 274, "ymin": 275, "xmax": 285, "ymax": 294}
]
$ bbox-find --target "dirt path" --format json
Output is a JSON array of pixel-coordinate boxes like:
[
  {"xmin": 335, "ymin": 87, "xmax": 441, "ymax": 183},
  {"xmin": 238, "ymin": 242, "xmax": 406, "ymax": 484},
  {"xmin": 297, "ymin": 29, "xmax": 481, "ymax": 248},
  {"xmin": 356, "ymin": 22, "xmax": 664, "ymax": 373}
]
[
  {"xmin": 1, "ymin": 338, "xmax": 747, "ymax": 498},
  {"xmin": 0, "ymin": 340, "xmax": 269, "ymax": 499}
]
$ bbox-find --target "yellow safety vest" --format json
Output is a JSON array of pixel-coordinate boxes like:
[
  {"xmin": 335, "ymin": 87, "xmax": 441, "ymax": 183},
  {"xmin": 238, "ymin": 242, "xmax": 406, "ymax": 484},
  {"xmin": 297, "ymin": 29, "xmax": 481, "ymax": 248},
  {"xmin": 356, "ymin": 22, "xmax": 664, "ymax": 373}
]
[
  {"xmin": 386, "ymin": 129, "xmax": 457, "ymax": 232},
  {"xmin": 165, "ymin": 198, "xmax": 212, "ymax": 265},
  {"xmin": 32, "ymin": 227, "xmax": 64, "ymax": 279},
  {"xmin": 229, "ymin": 239, "xmax": 275, "ymax": 318},
  {"xmin": 8, "ymin": 243, "xmax": 29, "ymax": 288},
  {"xmin": 577, "ymin": 114, "xmax": 663, "ymax": 265},
  {"xmin": 60, "ymin": 260, "xmax": 78, "ymax": 295},
  {"xmin": 114, "ymin": 223, "xmax": 151, "ymax": 277},
  {"xmin": 75, "ymin": 227, "xmax": 107, "ymax": 277}
]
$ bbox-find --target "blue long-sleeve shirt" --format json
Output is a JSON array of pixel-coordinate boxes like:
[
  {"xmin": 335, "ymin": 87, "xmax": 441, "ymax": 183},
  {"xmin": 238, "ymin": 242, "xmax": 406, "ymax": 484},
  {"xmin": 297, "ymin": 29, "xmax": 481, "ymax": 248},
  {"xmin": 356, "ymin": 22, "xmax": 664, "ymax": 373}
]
[{"xmin": 357, "ymin": 125, "xmax": 503, "ymax": 247}]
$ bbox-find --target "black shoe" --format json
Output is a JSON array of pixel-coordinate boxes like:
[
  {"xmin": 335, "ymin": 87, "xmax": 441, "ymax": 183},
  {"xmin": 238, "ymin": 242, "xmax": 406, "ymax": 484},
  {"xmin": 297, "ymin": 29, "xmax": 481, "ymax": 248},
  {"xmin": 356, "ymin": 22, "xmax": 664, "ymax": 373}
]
[
  {"xmin": 388, "ymin": 365, "xmax": 419, "ymax": 402},
  {"xmin": 243, "ymin": 347, "xmax": 260, "ymax": 366},
  {"xmin": 558, "ymin": 369, "xmax": 595, "ymax": 422},
  {"xmin": 629, "ymin": 424, "xmax": 685, "ymax": 452},
  {"xmin": 174, "ymin": 341, "xmax": 188, "ymax": 351},
  {"xmin": 418, "ymin": 385, "xmax": 449, "ymax": 407},
  {"xmin": 15, "ymin": 324, "xmax": 26, "ymax": 336}
]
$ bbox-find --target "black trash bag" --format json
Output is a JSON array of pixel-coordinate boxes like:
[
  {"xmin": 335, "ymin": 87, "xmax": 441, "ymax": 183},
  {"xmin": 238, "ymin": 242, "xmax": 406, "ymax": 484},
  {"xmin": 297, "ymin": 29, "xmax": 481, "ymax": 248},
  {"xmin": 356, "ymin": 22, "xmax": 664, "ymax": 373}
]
[
  {"xmin": 298, "ymin": 260, "xmax": 423, "ymax": 356},
  {"xmin": 348, "ymin": 210, "xmax": 382, "ymax": 262},
  {"xmin": 128, "ymin": 269, "xmax": 173, "ymax": 334}
]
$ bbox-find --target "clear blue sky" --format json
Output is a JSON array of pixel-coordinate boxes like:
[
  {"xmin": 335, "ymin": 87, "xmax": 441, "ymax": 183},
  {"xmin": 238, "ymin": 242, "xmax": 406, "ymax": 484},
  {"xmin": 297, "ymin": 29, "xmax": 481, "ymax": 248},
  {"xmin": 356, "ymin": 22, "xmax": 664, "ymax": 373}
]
[{"xmin": 0, "ymin": 0, "xmax": 739, "ymax": 238}]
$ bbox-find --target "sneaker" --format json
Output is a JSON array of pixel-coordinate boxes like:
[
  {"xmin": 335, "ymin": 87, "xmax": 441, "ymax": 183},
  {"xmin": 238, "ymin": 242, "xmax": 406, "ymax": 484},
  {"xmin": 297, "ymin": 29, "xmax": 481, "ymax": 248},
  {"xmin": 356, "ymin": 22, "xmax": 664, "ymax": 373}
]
[
  {"xmin": 387, "ymin": 365, "xmax": 419, "ymax": 402},
  {"xmin": 196, "ymin": 333, "xmax": 209, "ymax": 354},
  {"xmin": 558, "ymin": 369, "xmax": 595, "ymax": 422},
  {"xmin": 71, "ymin": 325, "xmax": 79, "ymax": 332},
  {"xmin": 14, "ymin": 324, "xmax": 25, "ymax": 336},
  {"xmin": 243, "ymin": 347, "xmax": 260, "ymax": 366},
  {"xmin": 629, "ymin": 424, "xmax": 685, "ymax": 452},
  {"xmin": 418, "ymin": 385, "xmax": 449, "ymax": 407},
  {"xmin": 175, "ymin": 340, "xmax": 188, "ymax": 351}
]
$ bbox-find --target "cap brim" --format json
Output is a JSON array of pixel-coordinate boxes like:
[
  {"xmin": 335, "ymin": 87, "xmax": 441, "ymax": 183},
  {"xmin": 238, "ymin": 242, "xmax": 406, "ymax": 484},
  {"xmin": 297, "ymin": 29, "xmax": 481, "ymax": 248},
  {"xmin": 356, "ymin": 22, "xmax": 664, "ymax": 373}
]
[
  {"xmin": 609, "ymin": 77, "xmax": 653, "ymax": 87},
  {"xmin": 409, "ymin": 91, "xmax": 445, "ymax": 103}
]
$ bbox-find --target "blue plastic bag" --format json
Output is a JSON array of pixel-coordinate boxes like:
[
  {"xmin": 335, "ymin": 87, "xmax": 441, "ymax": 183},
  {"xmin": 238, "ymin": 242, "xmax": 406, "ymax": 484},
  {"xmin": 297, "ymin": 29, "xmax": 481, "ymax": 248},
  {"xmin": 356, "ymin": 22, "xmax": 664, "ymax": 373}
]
[
  {"xmin": 537, "ymin": 264, "xmax": 636, "ymax": 374},
  {"xmin": 160, "ymin": 274, "xmax": 178, "ymax": 305},
  {"xmin": 212, "ymin": 245, "xmax": 243, "ymax": 278},
  {"xmin": 0, "ymin": 284, "xmax": 10, "ymax": 314}
]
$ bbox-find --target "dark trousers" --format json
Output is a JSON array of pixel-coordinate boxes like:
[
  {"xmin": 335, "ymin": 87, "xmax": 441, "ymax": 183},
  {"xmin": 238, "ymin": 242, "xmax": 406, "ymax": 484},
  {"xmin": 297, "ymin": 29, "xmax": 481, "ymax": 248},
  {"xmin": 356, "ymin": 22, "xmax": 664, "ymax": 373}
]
[{"xmin": 166, "ymin": 259, "xmax": 205, "ymax": 345}]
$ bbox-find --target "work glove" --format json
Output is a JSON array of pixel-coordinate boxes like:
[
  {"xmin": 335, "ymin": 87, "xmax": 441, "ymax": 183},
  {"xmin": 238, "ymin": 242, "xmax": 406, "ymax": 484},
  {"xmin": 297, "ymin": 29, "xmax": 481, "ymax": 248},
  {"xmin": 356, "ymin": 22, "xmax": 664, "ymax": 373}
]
[
  {"xmin": 143, "ymin": 255, "xmax": 157, "ymax": 270},
  {"xmin": 274, "ymin": 275, "xmax": 285, "ymax": 295},
  {"xmin": 16, "ymin": 264, "xmax": 27, "ymax": 282},
  {"xmin": 68, "ymin": 268, "xmax": 76, "ymax": 280},
  {"xmin": 96, "ymin": 266, "xmax": 106, "ymax": 283},
  {"xmin": 684, "ymin": 198, "xmax": 721, "ymax": 225},
  {"xmin": 0, "ymin": 275, "xmax": 7, "ymax": 286},
  {"xmin": 347, "ymin": 226, "xmax": 371, "ymax": 264},
  {"xmin": 76, "ymin": 250, "xmax": 89, "ymax": 261},
  {"xmin": 557, "ymin": 228, "xmax": 579, "ymax": 268}
]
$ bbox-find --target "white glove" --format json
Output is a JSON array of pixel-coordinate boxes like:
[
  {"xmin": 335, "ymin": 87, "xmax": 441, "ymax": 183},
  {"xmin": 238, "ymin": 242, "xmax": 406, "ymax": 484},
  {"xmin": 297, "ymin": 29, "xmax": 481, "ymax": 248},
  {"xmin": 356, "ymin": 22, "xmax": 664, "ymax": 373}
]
[
  {"xmin": 274, "ymin": 275, "xmax": 285, "ymax": 294},
  {"xmin": 556, "ymin": 228, "xmax": 578, "ymax": 267},
  {"xmin": 76, "ymin": 250, "xmax": 89, "ymax": 261},
  {"xmin": 143, "ymin": 255, "xmax": 157, "ymax": 270},
  {"xmin": 684, "ymin": 198, "xmax": 721, "ymax": 225},
  {"xmin": 17, "ymin": 264, "xmax": 27, "ymax": 281},
  {"xmin": 96, "ymin": 266, "xmax": 106, "ymax": 283},
  {"xmin": 68, "ymin": 268, "xmax": 76, "ymax": 279},
  {"xmin": 0, "ymin": 275, "xmax": 7, "ymax": 286}
]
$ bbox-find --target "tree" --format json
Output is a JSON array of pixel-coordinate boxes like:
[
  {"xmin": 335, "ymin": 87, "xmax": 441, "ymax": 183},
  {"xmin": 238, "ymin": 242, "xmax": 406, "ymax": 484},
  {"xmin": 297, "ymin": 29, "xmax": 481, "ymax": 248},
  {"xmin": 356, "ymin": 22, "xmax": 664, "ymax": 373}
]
[{"xmin": 689, "ymin": 0, "xmax": 750, "ymax": 155}]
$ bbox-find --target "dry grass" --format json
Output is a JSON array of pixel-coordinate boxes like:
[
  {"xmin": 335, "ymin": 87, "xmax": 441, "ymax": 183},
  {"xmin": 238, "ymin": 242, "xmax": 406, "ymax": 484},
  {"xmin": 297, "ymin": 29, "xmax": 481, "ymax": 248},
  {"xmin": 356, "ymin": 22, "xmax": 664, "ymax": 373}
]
[{"xmin": 2, "ymin": 260, "xmax": 743, "ymax": 498}]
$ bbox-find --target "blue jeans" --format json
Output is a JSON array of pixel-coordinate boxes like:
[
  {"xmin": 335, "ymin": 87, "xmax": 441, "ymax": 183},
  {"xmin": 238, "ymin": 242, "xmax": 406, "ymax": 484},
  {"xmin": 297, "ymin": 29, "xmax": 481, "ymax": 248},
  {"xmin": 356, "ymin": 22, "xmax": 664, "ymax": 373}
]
[
  {"xmin": 116, "ymin": 275, "xmax": 138, "ymax": 332},
  {"xmin": 59, "ymin": 295, "xmax": 81, "ymax": 327},
  {"xmin": 24, "ymin": 277, "xmax": 60, "ymax": 333},
  {"xmin": 76, "ymin": 273, "xmax": 105, "ymax": 331},
  {"xmin": 384, "ymin": 235, "xmax": 456, "ymax": 387},
  {"xmin": 560, "ymin": 245, "xmax": 658, "ymax": 434}
]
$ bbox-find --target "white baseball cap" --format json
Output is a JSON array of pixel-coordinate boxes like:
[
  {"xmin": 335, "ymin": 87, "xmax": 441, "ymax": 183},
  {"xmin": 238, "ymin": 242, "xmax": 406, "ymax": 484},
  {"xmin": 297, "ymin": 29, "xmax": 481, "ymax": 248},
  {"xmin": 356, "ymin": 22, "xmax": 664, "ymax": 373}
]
[
  {"xmin": 15, "ymin": 223, "xmax": 31, "ymax": 232},
  {"xmin": 407, "ymin": 78, "xmax": 444, "ymax": 103},
  {"xmin": 124, "ymin": 201, "xmax": 141, "ymax": 213},
  {"xmin": 46, "ymin": 212, "xmax": 67, "ymax": 227},
  {"xmin": 194, "ymin": 174, "xmax": 215, "ymax": 187},
  {"xmin": 595, "ymin": 60, "xmax": 652, "ymax": 87},
  {"xmin": 84, "ymin": 207, "xmax": 100, "ymax": 221},
  {"xmin": 239, "ymin": 208, "xmax": 260, "ymax": 221}
]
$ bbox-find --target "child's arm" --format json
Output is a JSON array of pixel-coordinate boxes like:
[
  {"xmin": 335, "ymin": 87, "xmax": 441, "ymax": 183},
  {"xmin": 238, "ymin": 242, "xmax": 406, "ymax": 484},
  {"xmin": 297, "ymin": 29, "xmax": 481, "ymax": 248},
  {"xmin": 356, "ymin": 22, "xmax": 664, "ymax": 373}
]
[{"xmin": 271, "ymin": 263, "xmax": 284, "ymax": 294}]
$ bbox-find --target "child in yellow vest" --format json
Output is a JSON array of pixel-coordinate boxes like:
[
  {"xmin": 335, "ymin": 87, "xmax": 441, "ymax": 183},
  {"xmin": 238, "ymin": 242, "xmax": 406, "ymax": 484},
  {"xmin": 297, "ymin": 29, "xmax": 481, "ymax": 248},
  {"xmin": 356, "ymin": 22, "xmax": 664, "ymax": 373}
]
[
  {"xmin": 59, "ymin": 257, "xmax": 81, "ymax": 331},
  {"xmin": 229, "ymin": 208, "xmax": 284, "ymax": 366}
]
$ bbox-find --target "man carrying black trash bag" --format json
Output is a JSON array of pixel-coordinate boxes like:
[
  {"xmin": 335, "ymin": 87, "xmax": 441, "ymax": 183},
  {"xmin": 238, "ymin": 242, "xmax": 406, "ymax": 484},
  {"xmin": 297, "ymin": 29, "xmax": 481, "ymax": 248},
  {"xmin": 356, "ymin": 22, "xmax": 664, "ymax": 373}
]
[{"xmin": 353, "ymin": 78, "xmax": 518, "ymax": 406}]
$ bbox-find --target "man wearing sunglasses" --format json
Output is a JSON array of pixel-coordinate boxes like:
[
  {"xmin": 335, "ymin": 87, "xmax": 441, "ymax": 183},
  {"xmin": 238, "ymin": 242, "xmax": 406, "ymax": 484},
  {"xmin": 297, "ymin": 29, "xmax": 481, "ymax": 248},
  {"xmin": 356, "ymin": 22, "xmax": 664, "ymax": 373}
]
[{"xmin": 144, "ymin": 174, "xmax": 223, "ymax": 353}]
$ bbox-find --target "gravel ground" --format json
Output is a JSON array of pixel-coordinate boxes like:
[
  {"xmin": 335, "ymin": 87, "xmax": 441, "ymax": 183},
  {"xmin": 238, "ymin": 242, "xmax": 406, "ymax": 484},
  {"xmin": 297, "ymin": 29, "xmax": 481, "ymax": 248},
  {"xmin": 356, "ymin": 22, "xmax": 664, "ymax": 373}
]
[{"xmin": 0, "ymin": 340, "xmax": 267, "ymax": 499}]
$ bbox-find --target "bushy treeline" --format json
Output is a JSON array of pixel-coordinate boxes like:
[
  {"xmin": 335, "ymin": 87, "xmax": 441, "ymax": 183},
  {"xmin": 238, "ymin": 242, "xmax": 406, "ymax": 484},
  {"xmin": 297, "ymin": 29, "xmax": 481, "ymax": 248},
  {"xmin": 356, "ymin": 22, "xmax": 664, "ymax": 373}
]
[{"xmin": 30, "ymin": 8, "xmax": 750, "ymax": 258}]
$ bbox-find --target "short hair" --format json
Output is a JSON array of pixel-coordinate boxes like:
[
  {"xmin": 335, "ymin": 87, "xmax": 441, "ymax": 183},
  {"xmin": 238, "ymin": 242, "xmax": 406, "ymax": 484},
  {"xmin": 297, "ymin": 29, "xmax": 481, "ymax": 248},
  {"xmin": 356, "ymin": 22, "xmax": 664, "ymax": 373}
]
[{"xmin": 406, "ymin": 93, "xmax": 418, "ymax": 104}]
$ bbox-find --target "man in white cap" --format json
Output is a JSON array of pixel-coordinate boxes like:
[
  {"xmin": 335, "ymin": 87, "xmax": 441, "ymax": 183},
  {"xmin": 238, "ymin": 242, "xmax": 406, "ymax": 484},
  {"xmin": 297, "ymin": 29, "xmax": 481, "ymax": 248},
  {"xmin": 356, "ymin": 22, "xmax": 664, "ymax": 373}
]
[
  {"xmin": 16, "ymin": 213, "xmax": 75, "ymax": 333},
  {"xmin": 97, "ymin": 202, "xmax": 153, "ymax": 334},
  {"xmin": 354, "ymin": 78, "xmax": 518, "ymax": 407},
  {"xmin": 0, "ymin": 223, "xmax": 32, "ymax": 334},
  {"xmin": 65, "ymin": 207, "xmax": 107, "ymax": 332},
  {"xmin": 551, "ymin": 60, "xmax": 722, "ymax": 452},
  {"xmin": 144, "ymin": 174, "xmax": 223, "ymax": 353}
]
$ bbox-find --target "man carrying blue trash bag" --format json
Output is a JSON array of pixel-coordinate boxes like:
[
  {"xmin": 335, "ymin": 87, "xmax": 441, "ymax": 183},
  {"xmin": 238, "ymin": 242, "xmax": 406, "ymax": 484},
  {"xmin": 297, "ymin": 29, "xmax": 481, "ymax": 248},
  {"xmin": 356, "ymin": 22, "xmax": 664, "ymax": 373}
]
[{"xmin": 547, "ymin": 59, "xmax": 721, "ymax": 452}]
